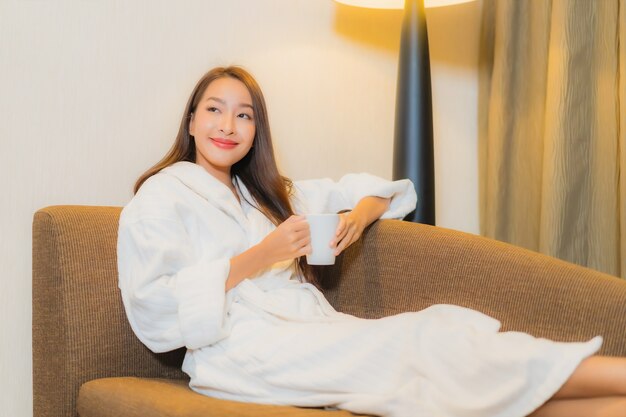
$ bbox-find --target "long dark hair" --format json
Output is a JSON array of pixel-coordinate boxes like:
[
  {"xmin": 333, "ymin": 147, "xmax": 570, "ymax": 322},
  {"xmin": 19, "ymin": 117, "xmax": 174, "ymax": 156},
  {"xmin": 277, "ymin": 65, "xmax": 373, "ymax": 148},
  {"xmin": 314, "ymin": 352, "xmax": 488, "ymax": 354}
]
[{"xmin": 134, "ymin": 66, "xmax": 317, "ymax": 286}]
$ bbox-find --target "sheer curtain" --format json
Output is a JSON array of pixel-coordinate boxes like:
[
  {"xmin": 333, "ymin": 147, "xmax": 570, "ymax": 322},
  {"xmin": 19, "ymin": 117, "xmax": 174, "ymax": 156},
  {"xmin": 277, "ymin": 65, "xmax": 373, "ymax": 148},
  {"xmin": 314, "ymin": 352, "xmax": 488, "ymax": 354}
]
[{"xmin": 479, "ymin": 0, "xmax": 625, "ymax": 278}]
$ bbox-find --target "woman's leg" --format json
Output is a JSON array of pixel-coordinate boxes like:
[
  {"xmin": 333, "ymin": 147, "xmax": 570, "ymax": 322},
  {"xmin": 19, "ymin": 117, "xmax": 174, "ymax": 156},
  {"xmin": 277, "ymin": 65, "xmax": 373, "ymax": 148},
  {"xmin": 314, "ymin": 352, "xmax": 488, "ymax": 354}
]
[
  {"xmin": 529, "ymin": 397, "xmax": 626, "ymax": 417},
  {"xmin": 552, "ymin": 356, "xmax": 626, "ymax": 399},
  {"xmin": 527, "ymin": 356, "xmax": 626, "ymax": 417}
]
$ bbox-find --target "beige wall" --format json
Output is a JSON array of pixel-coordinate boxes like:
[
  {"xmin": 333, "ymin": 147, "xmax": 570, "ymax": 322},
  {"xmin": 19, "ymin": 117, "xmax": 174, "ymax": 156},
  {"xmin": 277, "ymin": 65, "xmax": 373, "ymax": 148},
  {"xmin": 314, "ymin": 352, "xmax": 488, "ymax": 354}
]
[{"xmin": 0, "ymin": 1, "xmax": 480, "ymax": 415}]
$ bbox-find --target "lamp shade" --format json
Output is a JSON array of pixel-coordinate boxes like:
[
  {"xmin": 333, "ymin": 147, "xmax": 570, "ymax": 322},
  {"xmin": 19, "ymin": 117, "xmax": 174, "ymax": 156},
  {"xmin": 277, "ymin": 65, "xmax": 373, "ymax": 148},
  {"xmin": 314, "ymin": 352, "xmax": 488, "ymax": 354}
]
[{"xmin": 334, "ymin": 0, "xmax": 474, "ymax": 9}]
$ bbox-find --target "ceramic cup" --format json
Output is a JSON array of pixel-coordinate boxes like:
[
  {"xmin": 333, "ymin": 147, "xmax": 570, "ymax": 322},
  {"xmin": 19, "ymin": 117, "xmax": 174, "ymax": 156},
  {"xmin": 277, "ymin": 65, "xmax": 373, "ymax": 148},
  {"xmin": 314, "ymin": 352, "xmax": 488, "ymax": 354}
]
[{"xmin": 305, "ymin": 213, "xmax": 340, "ymax": 265}]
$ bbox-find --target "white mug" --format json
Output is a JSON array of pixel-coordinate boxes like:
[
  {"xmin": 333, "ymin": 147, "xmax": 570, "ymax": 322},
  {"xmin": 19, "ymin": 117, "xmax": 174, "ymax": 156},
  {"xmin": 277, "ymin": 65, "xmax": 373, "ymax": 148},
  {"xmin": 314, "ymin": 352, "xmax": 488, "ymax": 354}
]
[{"xmin": 305, "ymin": 214, "xmax": 340, "ymax": 265}]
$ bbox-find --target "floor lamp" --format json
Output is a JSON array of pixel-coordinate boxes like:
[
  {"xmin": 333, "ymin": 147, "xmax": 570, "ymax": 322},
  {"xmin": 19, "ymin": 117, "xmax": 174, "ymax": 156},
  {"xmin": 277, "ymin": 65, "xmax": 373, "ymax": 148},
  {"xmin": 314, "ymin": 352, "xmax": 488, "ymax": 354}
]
[{"xmin": 333, "ymin": 0, "xmax": 474, "ymax": 224}]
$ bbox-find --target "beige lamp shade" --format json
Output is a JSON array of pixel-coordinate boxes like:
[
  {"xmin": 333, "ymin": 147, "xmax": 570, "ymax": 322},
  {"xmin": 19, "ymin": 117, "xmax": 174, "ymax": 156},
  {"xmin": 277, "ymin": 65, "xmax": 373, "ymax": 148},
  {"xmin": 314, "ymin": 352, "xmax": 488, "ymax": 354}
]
[{"xmin": 334, "ymin": 0, "xmax": 474, "ymax": 9}]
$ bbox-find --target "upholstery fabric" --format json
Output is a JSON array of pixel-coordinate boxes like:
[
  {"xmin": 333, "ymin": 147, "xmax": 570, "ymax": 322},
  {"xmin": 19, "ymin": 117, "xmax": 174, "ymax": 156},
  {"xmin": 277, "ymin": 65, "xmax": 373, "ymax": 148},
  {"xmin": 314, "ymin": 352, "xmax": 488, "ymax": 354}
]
[
  {"xmin": 32, "ymin": 206, "xmax": 626, "ymax": 417},
  {"xmin": 33, "ymin": 206, "xmax": 186, "ymax": 417},
  {"xmin": 77, "ymin": 378, "xmax": 362, "ymax": 417}
]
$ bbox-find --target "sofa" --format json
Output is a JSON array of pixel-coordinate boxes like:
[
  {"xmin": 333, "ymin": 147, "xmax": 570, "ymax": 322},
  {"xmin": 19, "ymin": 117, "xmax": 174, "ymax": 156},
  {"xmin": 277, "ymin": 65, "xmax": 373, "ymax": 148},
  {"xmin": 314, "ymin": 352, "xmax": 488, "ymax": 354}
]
[{"xmin": 32, "ymin": 205, "xmax": 626, "ymax": 417}]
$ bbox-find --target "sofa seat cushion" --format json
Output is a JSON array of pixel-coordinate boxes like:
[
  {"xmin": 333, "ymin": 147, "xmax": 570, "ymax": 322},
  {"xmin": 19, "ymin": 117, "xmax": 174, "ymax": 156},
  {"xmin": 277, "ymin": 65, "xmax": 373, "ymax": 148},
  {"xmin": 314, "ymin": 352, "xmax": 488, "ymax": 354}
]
[{"xmin": 77, "ymin": 377, "xmax": 362, "ymax": 417}]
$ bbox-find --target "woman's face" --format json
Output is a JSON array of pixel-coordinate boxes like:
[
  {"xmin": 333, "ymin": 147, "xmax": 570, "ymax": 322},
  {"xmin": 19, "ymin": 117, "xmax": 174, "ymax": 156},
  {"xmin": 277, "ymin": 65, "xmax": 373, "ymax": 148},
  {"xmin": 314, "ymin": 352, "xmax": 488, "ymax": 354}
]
[{"xmin": 190, "ymin": 77, "xmax": 256, "ymax": 182}]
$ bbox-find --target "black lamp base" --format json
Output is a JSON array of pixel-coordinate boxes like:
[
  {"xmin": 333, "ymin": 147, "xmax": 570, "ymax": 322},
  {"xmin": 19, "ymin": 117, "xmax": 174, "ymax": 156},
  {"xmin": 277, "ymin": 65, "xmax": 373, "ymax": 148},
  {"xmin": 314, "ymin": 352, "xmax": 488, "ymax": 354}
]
[{"xmin": 392, "ymin": 0, "xmax": 435, "ymax": 225}]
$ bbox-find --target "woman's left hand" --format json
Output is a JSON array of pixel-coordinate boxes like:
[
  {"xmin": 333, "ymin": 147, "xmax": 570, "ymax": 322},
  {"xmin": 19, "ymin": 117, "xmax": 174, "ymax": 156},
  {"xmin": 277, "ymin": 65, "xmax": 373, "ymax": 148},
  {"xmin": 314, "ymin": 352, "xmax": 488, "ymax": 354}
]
[{"xmin": 330, "ymin": 211, "xmax": 367, "ymax": 256}]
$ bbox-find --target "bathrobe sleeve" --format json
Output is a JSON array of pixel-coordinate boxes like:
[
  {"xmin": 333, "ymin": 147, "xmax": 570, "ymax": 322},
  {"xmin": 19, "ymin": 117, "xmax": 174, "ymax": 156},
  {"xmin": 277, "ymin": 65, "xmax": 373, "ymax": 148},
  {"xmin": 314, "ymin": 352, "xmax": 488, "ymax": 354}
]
[
  {"xmin": 293, "ymin": 173, "xmax": 417, "ymax": 219},
  {"xmin": 117, "ymin": 214, "xmax": 230, "ymax": 353}
]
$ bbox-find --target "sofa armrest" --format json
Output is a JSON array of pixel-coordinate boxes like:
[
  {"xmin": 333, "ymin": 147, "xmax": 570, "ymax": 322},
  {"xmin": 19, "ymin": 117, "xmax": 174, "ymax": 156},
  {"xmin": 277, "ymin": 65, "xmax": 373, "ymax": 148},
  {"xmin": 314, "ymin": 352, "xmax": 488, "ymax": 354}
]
[
  {"xmin": 32, "ymin": 206, "xmax": 186, "ymax": 417},
  {"xmin": 324, "ymin": 220, "xmax": 626, "ymax": 357}
]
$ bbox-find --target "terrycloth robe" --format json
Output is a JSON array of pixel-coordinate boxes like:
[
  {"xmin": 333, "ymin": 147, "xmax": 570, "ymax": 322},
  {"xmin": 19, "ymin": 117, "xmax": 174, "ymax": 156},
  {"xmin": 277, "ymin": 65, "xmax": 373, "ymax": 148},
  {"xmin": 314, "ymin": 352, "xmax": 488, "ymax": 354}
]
[{"xmin": 117, "ymin": 161, "xmax": 601, "ymax": 417}]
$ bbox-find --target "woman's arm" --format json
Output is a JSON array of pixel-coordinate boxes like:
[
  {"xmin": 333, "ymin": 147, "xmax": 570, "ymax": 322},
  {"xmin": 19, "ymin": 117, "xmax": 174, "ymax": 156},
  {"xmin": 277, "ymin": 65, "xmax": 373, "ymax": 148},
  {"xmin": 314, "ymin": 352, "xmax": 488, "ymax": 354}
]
[
  {"xmin": 226, "ymin": 197, "xmax": 390, "ymax": 290},
  {"xmin": 228, "ymin": 173, "xmax": 414, "ymax": 290},
  {"xmin": 118, "ymin": 216, "xmax": 232, "ymax": 352},
  {"xmin": 331, "ymin": 196, "xmax": 391, "ymax": 256},
  {"xmin": 293, "ymin": 173, "xmax": 416, "ymax": 221},
  {"xmin": 226, "ymin": 215, "xmax": 312, "ymax": 291}
]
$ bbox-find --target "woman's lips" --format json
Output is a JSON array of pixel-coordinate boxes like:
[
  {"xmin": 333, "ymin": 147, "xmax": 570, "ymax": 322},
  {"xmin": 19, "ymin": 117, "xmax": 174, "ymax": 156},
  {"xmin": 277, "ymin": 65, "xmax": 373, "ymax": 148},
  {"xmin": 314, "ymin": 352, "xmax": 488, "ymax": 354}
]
[{"xmin": 210, "ymin": 137, "xmax": 238, "ymax": 149}]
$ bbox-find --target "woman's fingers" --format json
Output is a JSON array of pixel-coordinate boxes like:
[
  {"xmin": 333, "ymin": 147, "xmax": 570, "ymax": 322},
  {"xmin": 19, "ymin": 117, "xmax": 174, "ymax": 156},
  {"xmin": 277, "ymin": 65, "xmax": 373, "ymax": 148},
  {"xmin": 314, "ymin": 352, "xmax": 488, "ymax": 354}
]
[
  {"xmin": 335, "ymin": 214, "xmax": 346, "ymax": 236},
  {"xmin": 288, "ymin": 218, "xmax": 310, "ymax": 256},
  {"xmin": 286, "ymin": 216, "xmax": 309, "ymax": 236},
  {"xmin": 334, "ymin": 227, "xmax": 358, "ymax": 256},
  {"xmin": 298, "ymin": 241, "xmax": 312, "ymax": 256},
  {"xmin": 333, "ymin": 212, "xmax": 367, "ymax": 255},
  {"xmin": 285, "ymin": 213, "xmax": 365, "ymax": 257},
  {"xmin": 265, "ymin": 216, "xmax": 311, "ymax": 261},
  {"xmin": 284, "ymin": 215, "xmax": 303, "ymax": 224},
  {"xmin": 331, "ymin": 214, "xmax": 349, "ymax": 247}
]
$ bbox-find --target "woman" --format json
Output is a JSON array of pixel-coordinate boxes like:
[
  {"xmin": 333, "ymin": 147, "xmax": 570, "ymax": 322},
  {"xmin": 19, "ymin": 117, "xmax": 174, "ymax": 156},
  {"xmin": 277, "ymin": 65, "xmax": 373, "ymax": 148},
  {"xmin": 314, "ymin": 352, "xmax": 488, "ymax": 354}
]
[{"xmin": 117, "ymin": 66, "xmax": 626, "ymax": 417}]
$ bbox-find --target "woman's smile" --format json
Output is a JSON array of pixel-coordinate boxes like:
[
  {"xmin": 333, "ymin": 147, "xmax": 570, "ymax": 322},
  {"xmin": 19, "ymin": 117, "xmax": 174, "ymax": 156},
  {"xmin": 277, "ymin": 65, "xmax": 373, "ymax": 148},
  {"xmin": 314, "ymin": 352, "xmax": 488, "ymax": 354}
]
[{"xmin": 210, "ymin": 137, "xmax": 239, "ymax": 149}]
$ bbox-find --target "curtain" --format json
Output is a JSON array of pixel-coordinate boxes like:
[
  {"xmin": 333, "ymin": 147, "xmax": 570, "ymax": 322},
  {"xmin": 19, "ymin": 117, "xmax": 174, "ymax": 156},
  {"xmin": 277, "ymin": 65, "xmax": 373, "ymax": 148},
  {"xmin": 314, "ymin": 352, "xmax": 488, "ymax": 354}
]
[{"xmin": 479, "ymin": 0, "xmax": 625, "ymax": 278}]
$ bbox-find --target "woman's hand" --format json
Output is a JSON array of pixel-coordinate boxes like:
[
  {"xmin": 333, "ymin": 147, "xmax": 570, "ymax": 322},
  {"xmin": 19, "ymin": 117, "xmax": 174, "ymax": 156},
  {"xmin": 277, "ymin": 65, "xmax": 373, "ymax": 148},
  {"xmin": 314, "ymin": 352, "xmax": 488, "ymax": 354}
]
[
  {"xmin": 330, "ymin": 196, "xmax": 391, "ymax": 256},
  {"xmin": 228, "ymin": 199, "xmax": 388, "ymax": 291},
  {"xmin": 259, "ymin": 215, "xmax": 311, "ymax": 264},
  {"xmin": 330, "ymin": 211, "xmax": 367, "ymax": 256},
  {"xmin": 227, "ymin": 215, "xmax": 310, "ymax": 291}
]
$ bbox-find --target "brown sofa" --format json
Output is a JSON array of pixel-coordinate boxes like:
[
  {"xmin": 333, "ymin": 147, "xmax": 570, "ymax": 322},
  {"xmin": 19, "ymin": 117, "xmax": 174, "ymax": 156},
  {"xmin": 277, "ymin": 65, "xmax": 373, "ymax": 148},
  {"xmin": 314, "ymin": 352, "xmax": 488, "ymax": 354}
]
[{"xmin": 33, "ymin": 205, "xmax": 626, "ymax": 417}]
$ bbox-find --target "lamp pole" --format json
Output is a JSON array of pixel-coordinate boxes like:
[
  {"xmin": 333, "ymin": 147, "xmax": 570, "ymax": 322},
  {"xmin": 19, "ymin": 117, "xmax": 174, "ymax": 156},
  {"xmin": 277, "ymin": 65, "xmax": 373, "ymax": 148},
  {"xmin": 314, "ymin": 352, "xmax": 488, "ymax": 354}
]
[{"xmin": 392, "ymin": 0, "xmax": 435, "ymax": 224}]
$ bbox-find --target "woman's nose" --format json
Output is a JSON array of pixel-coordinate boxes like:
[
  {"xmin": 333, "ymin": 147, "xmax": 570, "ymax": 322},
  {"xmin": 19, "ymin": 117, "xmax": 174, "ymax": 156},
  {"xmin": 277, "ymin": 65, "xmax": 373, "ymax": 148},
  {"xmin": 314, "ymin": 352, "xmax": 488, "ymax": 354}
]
[{"xmin": 219, "ymin": 114, "xmax": 235, "ymax": 135}]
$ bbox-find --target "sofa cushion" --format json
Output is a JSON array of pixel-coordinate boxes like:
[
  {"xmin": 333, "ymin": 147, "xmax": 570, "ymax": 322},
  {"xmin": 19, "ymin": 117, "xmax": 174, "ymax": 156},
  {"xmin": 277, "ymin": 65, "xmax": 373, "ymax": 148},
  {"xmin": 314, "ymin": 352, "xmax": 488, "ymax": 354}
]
[{"xmin": 77, "ymin": 377, "xmax": 362, "ymax": 417}]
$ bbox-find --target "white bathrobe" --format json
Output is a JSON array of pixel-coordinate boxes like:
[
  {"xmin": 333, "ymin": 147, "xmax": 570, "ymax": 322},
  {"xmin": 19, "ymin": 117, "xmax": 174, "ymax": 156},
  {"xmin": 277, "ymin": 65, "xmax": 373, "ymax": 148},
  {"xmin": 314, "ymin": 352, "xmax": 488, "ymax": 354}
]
[{"xmin": 117, "ymin": 161, "xmax": 601, "ymax": 417}]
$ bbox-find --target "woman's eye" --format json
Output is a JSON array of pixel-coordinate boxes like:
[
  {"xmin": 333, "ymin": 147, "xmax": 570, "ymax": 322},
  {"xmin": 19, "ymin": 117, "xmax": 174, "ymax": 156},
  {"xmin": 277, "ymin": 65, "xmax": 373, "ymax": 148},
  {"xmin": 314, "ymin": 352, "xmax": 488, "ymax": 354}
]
[
  {"xmin": 207, "ymin": 107, "xmax": 219, "ymax": 113},
  {"xmin": 238, "ymin": 113, "xmax": 252, "ymax": 120}
]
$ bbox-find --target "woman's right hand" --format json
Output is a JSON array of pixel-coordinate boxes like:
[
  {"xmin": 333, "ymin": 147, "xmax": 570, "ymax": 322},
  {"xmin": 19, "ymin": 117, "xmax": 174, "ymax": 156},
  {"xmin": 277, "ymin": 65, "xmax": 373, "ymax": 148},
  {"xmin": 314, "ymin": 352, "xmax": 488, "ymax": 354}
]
[
  {"xmin": 259, "ymin": 215, "xmax": 311, "ymax": 264},
  {"xmin": 227, "ymin": 215, "xmax": 310, "ymax": 291}
]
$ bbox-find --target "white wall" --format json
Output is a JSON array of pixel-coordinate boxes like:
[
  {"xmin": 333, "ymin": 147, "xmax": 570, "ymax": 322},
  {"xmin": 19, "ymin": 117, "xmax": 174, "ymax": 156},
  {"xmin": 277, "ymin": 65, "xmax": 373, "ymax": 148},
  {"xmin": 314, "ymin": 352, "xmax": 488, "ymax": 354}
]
[{"xmin": 0, "ymin": 1, "xmax": 480, "ymax": 415}]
